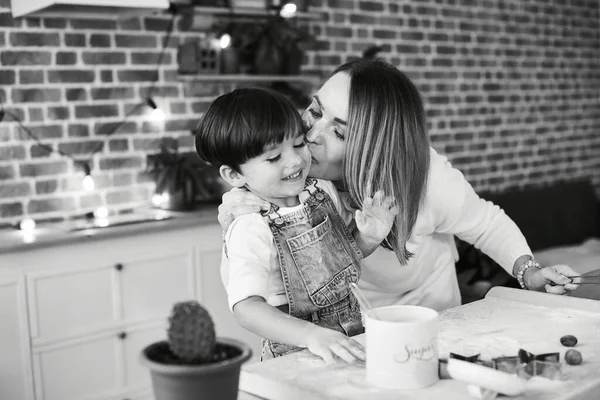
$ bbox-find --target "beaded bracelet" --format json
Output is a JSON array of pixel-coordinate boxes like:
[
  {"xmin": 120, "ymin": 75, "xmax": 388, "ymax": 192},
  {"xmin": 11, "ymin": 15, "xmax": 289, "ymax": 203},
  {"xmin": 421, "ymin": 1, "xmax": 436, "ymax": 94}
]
[{"xmin": 515, "ymin": 259, "xmax": 541, "ymax": 289}]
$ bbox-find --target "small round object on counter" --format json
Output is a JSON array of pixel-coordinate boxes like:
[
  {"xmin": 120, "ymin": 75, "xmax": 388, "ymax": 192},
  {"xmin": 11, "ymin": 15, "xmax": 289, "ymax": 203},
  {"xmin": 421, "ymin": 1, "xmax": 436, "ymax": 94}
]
[
  {"xmin": 560, "ymin": 335, "xmax": 578, "ymax": 347},
  {"xmin": 565, "ymin": 349, "xmax": 583, "ymax": 365}
]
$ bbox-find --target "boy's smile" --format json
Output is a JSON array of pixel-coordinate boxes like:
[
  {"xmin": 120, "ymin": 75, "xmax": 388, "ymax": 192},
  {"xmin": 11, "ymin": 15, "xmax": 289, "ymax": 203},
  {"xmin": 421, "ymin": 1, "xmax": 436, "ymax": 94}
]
[
  {"xmin": 237, "ymin": 134, "xmax": 311, "ymax": 208},
  {"xmin": 282, "ymin": 170, "xmax": 302, "ymax": 181}
]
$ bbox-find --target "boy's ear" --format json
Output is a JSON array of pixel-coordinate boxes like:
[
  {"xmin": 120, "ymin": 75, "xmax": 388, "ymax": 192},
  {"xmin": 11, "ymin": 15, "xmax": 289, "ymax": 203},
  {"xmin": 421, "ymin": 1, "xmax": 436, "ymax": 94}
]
[{"xmin": 219, "ymin": 165, "xmax": 246, "ymax": 188}]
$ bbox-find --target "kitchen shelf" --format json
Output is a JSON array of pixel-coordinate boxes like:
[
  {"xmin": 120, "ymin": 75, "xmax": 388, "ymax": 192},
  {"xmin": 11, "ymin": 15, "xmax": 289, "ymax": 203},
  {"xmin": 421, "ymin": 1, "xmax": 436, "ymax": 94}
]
[
  {"xmin": 174, "ymin": 5, "xmax": 323, "ymax": 20},
  {"xmin": 177, "ymin": 74, "xmax": 322, "ymax": 83}
]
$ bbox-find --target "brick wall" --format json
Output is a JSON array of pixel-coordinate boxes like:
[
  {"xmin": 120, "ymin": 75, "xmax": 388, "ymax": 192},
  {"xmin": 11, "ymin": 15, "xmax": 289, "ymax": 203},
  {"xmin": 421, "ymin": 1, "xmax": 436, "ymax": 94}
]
[{"xmin": 0, "ymin": 0, "xmax": 599, "ymax": 225}]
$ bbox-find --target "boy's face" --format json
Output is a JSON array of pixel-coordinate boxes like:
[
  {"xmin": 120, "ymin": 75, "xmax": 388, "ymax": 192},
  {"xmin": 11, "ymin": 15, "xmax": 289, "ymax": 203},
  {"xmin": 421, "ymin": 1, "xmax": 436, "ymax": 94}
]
[{"xmin": 237, "ymin": 134, "xmax": 311, "ymax": 207}]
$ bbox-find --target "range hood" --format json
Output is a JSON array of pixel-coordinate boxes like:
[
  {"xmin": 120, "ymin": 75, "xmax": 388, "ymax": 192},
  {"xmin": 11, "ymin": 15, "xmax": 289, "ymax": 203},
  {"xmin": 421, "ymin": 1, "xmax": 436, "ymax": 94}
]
[{"xmin": 11, "ymin": 0, "xmax": 170, "ymax": 18}]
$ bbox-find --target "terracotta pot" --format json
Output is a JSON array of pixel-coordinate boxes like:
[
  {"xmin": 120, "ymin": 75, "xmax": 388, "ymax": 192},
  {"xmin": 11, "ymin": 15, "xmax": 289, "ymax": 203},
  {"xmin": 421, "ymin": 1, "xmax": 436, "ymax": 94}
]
[{"xmin": 141, "ymin": 338, "xmax": 252, "ymax": 400}]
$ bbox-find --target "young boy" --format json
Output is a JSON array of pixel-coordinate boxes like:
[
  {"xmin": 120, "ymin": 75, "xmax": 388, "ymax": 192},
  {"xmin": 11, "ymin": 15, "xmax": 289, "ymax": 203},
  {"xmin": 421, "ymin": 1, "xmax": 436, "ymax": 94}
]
[{"xmin": 195, "ymin": 88, "xmax": 396, "ymax": 362}]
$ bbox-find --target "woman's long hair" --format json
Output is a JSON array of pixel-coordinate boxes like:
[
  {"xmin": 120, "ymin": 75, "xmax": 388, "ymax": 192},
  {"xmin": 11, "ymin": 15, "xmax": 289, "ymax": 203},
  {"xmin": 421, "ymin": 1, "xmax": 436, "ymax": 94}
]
[{"xmin": 332, "ymin": 60, "xmax": 430, "ymax": 265}]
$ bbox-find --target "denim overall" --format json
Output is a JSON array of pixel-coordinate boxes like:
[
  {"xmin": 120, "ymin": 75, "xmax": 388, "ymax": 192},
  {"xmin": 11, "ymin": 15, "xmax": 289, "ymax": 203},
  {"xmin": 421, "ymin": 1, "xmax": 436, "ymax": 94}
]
[{"xmin": 261, "ymin": 179, "xmax": 364, "ymax": 360}]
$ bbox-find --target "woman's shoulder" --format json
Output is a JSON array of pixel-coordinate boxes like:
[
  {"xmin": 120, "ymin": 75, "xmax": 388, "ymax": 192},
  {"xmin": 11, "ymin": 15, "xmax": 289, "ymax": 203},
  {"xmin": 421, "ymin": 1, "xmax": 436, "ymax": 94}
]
[
  {"xmin": 423, "ymin": 147, "xmax": 468, "ymax": 212},
  {"xmin": 427, "ymin": 147, "xmax": 467, "ymax": 190}
]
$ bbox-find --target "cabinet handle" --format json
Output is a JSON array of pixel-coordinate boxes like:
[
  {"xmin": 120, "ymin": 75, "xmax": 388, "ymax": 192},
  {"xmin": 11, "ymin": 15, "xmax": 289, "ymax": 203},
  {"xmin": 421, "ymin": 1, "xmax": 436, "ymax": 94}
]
[
  {"xmin": 118, "ymin": 332, "xmax": 127, "ymax": 340},
  {"xmin": 115, "ymin": 263, "xmax": 124, "ymax": 271}
]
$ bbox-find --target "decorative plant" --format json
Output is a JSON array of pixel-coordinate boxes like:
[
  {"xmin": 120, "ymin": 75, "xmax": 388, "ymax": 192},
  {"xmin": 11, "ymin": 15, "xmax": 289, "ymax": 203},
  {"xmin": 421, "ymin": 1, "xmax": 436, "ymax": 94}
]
[
  {"xmin": 252, "ymin": 16, "xmax": 316, "ymax": 75},
  {"xmin": 141, "ymin": 300, "xmax": 252, "ymax": 400},
  {"xmin": 147, "ymin": 137, "xmax": 224, "ymax": 210},
  {"xmin": 167, "ymin": 301, "xmax": 216, "ymax": 364}
]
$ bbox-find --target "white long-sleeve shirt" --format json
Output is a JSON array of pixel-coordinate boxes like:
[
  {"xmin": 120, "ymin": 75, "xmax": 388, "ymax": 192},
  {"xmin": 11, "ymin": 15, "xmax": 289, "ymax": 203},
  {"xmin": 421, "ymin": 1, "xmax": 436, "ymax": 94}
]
[{"xmin": 347, "ymin": 148, "xmax": 533, "ymax": 311}]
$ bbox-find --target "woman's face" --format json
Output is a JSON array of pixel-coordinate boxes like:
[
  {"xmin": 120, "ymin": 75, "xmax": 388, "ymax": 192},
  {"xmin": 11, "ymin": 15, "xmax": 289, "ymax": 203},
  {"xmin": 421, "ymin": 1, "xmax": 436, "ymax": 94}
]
[{"xmin": 302, "ymin": 72, "xmax": 350, "ymax": 182}]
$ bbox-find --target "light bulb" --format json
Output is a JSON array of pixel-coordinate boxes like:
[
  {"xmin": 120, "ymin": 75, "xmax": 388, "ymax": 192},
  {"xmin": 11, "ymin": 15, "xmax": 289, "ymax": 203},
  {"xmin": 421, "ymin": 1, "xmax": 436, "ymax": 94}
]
[
  {"xmin": 151, "ymin": 192, "xmax": 170, "ymax": 208},
  {"xmin": 160, "ymin": 192, "xmax": 170, "ymax": 205},
  {"xmin": 219, "ymin": 33, "xmax": 231, "ymax": 49},
  {"xmin": 151, "ymin": 194, "xmax": 163, "ymax": 207},
  {"xmin": 155, "ymin": 210, "xmax": 169, "ymax": 220},
  {"xmin": 150, "ymin": 107, "xmax": 166, "ymax": 122},
  {"xmin": 23, "ymin": 232, "xmax": 35, "ymax": 244},
  {"xmin": 19, "ymin": 217, "xmax": 36, "ymax": 231},
  {"xmin": 82, "ymin": 174, "xmax": 95, "ymax": 191},
  {"xmin": 95, "ymin": 218, "xmax": 109, "ymax": 228},
  {"xmin": 93, "ymin": 206, "xmax": 109, "ymax": 219},
  {"xmin": 280, "ymin": 2, "xmax": 297, "ymax": 18}
]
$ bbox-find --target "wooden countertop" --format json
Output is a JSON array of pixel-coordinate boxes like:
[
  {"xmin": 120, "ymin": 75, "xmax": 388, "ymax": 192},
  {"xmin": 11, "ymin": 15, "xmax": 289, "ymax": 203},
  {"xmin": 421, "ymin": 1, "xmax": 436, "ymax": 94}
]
[
  {"xmin": 0, "ymin": 205, "xmax": 219, "ymax": 255},
  {"xmin": 240, "ymin": 287, "xmax": 600, "ymax": 400}
]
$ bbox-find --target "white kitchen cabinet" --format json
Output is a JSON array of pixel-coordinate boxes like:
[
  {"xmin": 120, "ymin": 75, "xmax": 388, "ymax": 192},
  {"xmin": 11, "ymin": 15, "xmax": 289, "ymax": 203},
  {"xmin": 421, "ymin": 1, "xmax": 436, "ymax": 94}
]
[
  {"xmin": 0, "ymin": 274, "xmax": 34, "ymax": 400},
  {"xmin": 195, "ymin": 240, "xmax": 262, "ymax": 363},
  {"xmin": 27, "ymin": 265, "xmax": 114, "ymax": 344},
  {"xmin": 122, "ymin": 323, "xmax": 166, "ymax": 393},
  {"xmin": 0, "ymin": 221, "xmax": 261, "ymax": 400},
  {"xmin": 32, "ymin": 333, "xmax": 120, "ymax": 400},
  {"xmin": 119, "ymin": 251, "xmax": 194, "ymax": 324}
]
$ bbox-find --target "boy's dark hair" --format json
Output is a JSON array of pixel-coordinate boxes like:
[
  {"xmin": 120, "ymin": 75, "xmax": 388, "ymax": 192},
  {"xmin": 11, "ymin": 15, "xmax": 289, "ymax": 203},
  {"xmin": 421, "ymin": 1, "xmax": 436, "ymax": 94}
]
[{"xmin": 194, "ymin": 88, "xmax": 305, "ymax": 172}]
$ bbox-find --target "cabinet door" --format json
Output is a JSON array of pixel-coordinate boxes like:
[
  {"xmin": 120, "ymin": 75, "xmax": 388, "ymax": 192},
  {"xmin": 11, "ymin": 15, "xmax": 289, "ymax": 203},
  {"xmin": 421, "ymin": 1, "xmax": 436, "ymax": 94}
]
[
  {"xmin": 32, "ymin": 334, "xmax": 120, "ymax": 400},
  {"xmin": 121, "ymin": 324, "xmax": 166, "ymax": 393},
  {"xmin": 0, "ymin": 275, "xmax": 34, "ymax": 400},
  {"xmin": 194, "ymin": 225, "xmax": 262, "ymax": 363},
  {"xmin": 119, "ymin": 250, "xmax": 194, "ymax": 324},
  {"xmin": 27, "ymin": 265, "xmax": 114, "ymax": 343},
  {"xmin": 128, "ymin": 392, "xmax": 154, "ymax": 400}
]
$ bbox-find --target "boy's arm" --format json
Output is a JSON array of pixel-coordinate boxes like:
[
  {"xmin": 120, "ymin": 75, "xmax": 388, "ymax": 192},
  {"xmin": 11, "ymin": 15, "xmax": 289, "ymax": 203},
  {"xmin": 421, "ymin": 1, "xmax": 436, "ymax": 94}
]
[
  {"xmin": 225, "ymin": 214, "xmax": 363, "ymax": 363},
  {"xmin": 233, "ymin": 297, "xmax": 364, "ymax": 363},
  {"xmin": 352, "ymin": 190, "xmax": 398, "ymax": 257}
]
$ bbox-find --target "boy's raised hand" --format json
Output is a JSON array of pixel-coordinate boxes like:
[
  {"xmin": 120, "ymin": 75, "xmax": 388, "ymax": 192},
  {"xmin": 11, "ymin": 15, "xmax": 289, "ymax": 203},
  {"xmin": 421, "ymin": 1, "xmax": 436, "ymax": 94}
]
[
  {"xmin": 304, "ymin": 324, "xmax": 365, "ymax": 364},
  {"xmin": 355, "ymin": 190, "xmax": 398, "ymax": 245}
]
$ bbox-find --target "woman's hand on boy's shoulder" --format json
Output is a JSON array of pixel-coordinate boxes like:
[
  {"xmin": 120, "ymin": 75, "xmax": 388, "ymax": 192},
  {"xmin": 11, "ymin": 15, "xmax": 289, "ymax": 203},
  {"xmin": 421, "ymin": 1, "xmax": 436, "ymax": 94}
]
[
  {"xmin": 355, "ymin": 190, "xmax": 398, "ymax": 246},
  {"xmin": 218, "ymin": 187, "xmax": 271, "ymax": 231}
]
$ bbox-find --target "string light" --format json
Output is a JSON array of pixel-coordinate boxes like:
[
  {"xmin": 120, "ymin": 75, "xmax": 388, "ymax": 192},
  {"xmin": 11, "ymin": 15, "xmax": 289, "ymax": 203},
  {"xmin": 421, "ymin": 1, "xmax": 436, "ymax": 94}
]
[
  {"xmin": 19, "ymin": 217, "xmax": 36, "ymax": 231},
  {"xmin": 82, "ymin": 162, "xmax": 95, "ymax": 192},
  {"xmin": 93, "ymin": 206, "xmax": 109, "ymax": 219},
  {"xmin": 280, "ymin": 2, "xmax": 297, "ymax": 18},
  {"xmin": 219, "ymin": 32, "xmax": 232, "ymax": 49},
  {"xmin": 151, "ymin": 193, "xmax": 163, "ymax": 207},
  {"xmin": 146, "ymin": 98, "xmax": 167, "ymax": 122},
  {"xmin": 217, "ymin": 4, "xmax": 235, "ymax": 50},
  {"xmin": 0, "ymin": 7, "xmax": 177, "ymax": 209},
  {"xmin": 95, "ymin": 217, "xmax": 110, "ymax": 228},
  {"xmin": 151, "ymin": 192, "xmax": 170, "ymax": 208}
]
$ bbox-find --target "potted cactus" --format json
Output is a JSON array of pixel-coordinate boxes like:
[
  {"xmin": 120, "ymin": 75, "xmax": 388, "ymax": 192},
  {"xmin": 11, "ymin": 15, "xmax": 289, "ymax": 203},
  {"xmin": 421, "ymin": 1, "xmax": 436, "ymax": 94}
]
[{"xmin": 140, "ymin": 300, "xmax": 252, "ymax": 400}]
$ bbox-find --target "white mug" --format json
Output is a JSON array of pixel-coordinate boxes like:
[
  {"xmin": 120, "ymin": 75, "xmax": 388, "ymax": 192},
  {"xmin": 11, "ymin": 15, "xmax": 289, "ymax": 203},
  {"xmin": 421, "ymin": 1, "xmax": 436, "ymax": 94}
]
[{"xmin": 366, "ymin": 305, "xmax": 439, "ymax": 390}]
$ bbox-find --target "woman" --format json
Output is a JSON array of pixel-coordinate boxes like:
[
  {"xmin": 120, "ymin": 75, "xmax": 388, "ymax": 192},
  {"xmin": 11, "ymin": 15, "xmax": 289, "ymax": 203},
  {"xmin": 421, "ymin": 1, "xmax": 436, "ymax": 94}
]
[{"xmin": 218, "ymin": 59, "xmax": 580, "ymax": 312}]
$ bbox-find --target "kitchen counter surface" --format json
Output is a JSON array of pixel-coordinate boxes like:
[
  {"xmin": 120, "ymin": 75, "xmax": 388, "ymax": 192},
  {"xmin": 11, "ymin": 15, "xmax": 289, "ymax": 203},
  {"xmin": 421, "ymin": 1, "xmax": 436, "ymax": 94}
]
[
  {"xmin": 239, "ymin": 287, "xmax": 600, "ymax": 400},
  {"xmin": 0, "ymin": 205, "xmax": 219, "ymax": 255}
]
